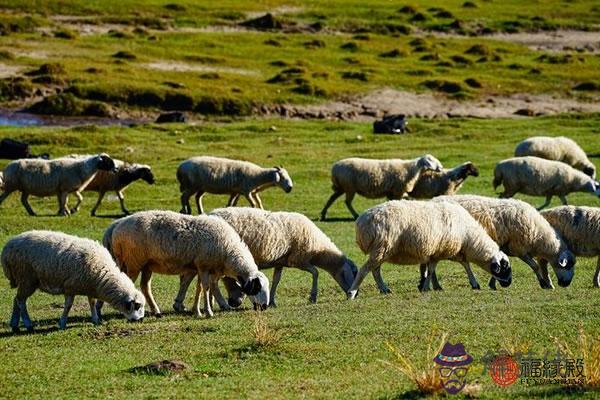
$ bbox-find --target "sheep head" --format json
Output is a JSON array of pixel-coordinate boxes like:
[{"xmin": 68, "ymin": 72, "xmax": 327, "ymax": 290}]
[
  {"xmin": 273, "ymin": 166, "xmax": 293, "ymax": 193},
  {"xmin": 418, "ymin": 154, "xmax": 443, "ymax": 172},
  {"xmin": 489, "ymin": 251, "xmax": 512, "ymax": 287}
]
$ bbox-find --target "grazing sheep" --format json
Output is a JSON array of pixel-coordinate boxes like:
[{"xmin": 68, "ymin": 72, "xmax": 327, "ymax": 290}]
[
  {"xmin": 1, "ymin": 230, "xmax": 145, "ymax": 332},
  {"xmin": 173, "ymin": 207, "xmax": 358, "ymax": 309},
  {"xmin": 104, "ymin": 210, "xmax": 269, "ymax": 318},
  {"xmin": 347, "ymin": 200, "xmax": 512, "ymax": 299},
  {"xmin": 515, "ymin": 136, "xmax": 596, "ymax": 178},
  {"xmin": 408, "ymin": 161, "xmax": 479, "ymax": 199},
  {"xmin": 177, "ymin": 156, "xmax": 293, "ymax": 214},
  {"xmin": 429, "ymin": 195, "xmax": 576, "ymax": 290},
  {"xmin": 66, "ymin": 155, "xmax": 154, "ymax": 216},
  {"xmin": 541, "ymin": 206, "xmax": 600, "ymax": 287},
  {"xmin": 494, "ymin": 156, "xmax": 600, "ymax": 210},
  {"xmin": 320, "ymin": 154, "xmax": 443, "ymax": 220},
  {"xmin": 0, "ymin": 154, "xmax": 116, "ymax": 216}
]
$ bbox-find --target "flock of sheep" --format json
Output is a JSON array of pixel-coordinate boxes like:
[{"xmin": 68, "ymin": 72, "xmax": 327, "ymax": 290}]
[{"xmin": 1, "ymin": 135, "xmax": 599, "ymax": 333}]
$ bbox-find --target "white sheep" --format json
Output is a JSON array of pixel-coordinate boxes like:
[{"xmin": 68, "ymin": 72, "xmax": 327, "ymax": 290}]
[
  {"xmin": 494, "ymin": 156, "xmax": 600, "ymax": 210},
  {"xmin": 347, "ymin": 200, "xmax": 512, "ymax": 299},
  {"xmin": 173, "ymin": 207, "xmax": 358, "ymax": 309},
  {"xmin": 428, "ymin": 195, "xmax": 576, "ymax": 290},
  {"xmin": 177, "ymin": 156, "xmax": 293, "ymax": 214},
  {"xmin": 0, "ymin": 153, "xmax": 116, "ymax": 216},
  {"xmin": 66, "ymin": 155, "xmax": 154, "ymax": 216},
  {"xmin": 541, "ymin": 206, "xmax": 600, "ymax": 287},
  {"xmin": 515, "ymin": 136, "xmax": 596, "ymax": 178},
  {"xmin": 407, "ymin": 161, "xmax": 479, "ymax": 199},
  {"xmin": 104, "ymin": 210, "xmax": 269, "ymax": 318},
  {"xmin": 320, "ymin": 154, "xmax": 443, "ymax": 220},
  {"xmin": 1, "ymin": 230, "xmax": 145, "ymax": 332}
]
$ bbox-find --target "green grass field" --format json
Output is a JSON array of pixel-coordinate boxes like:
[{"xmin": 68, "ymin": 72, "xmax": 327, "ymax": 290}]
[{"xmin": 0, "ymin": 116, "xmax": 599, "ymax": 398}]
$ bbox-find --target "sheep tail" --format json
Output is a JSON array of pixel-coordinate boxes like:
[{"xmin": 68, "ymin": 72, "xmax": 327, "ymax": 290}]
[
  {"xmin": 2, "ymin": 260, "xmax": 17, "ymax": 288},
  {"xmin": 176, "ymin": 169, "xmax": 187, "ymax": 193},
  {"xmin": 493, "ymin": 167, "xmax": 503, "ymax": 191}
]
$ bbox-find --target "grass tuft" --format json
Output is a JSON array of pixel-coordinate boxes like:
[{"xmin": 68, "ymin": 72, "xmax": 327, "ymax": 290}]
[
  {"xmin": 252, "ymin": 312, "xmax": 283, "ymax": 349},
  {"xmin": 553, "ymin": 326, "xmax": 600, "ymax": 390}
]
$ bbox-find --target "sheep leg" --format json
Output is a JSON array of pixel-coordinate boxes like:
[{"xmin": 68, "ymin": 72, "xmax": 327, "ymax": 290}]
[
  {"xmin": 460, "ymin": 262, "xmax": 481, "ymax": 290},
  {"xmin": 70, "ymin": 191, "xmax": 83, "ymax": 214},
  {"xmin": 244, "ymin": 193, "xmax": 258, "ymax": 208},
  {"xmin": 594, "ymin": 257, "xmax": 600, "ymax": 288},
  {"xmin": 430, "ymin": 268, "xmax": 443, "ymax": 291},
  {"xmin": 320, "ymin": 190, "xmax": 343, "ymax": 221},
  {"xmin": 269, "ymin": 267, "xmax": 283, "ymax": 307},
  {"xmin": 372, "ymin": 265, "xmax": 391, "ymax": 294},
  {"xmin": 418, "ymin": 264, "xmax": 430, "ymax": 291},
  {"xmin": 348, "ymin": 257, "xmax": 380, "ymax": 299},
  {"xmin": 59, "ymin": 295, "xmax": 75, "ymax": 330},
  {"xmin": 0, "ymin": 189, "xmax": 15, "ymax": 207},
  {"xmin": 201, "ymin": 271, "xmax": 214, "ymax": 318},
  {"xmin": 10, "ymin": 297, "xmax": 20, "ymax": 333},
  {"xmin": 558, "ymin": 195, "xmax": 568, "ymax": 206},
  {"xmin": 90, "ymin": 191, "xmax": 105, "ymax": 216},
  {"xmin": 173, "ymin": 273, "xmax": 196, "ymax": 312},
  {"xmin": 211, "ymin": 280, "xmax": 231, "ymax": 311},
  {"xmin": 17, "ymin": 298, "xmax": 33, "ymax": 332},
  {"xmin": 521, "ymin": 255, "xmax": 554, "ymax": 289},
  {"xmin": 116, "ymin": 190, "xmax": 130, "ymax": 215},
  {"xmin": 191, "ymin": 274, "xmax": 204, "ymax": 318},
  {"xmin": 195, "ymin": 191, "xmax": 204, "ymax": 214},
  {"xmin": 57, "ymin": 192, "xmax": 69, "ymax": 216},
  {"xmin": 536, "ymin": 195, "xmax": 553, "ymax": 211},
  {"xmin": 252, "ymin": 192, "xmax": 264, "ymax": 209},
  {"xmin": 421, "ymin": 262, "xmax": 439, "ymax": 292},
  {"xmin": 140, "ymin": 268, "xmax": 162, "ymax": 317},
  {"xmin": 227, "ymin": 194, "xmax": 240, "ymax": 207},
  {"xmin": 21, "ymin": 193, "xmax": 36, "ymax": 216},
  {"xmin": 344, "ymin": 192, "xmax": 359, "ymax": 219},
  {"xmin": 300, "ymin": 263, "xmax": 319, "ymax": 303},
  {"xmin": 88, "ymin": 297, "xmax": 100, "ymax": 325},
  {"xmin": 180, "ymin": 190, "xmax": 194, "ymax": 214}
]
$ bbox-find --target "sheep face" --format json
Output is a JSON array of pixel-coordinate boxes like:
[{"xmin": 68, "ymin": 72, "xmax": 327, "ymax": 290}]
[
  {"xmin": 550, "ymin": 250, "xmax": 576, "ymax": 287},
  {"xmin": 97, "ymin": 154, "xmax": 117, "ymax": 172},
  {"xmin": 243, "ymin": 271, "xmax": 270, "ymax": 310},
  {"xmin": 585, "ymin": 180, "xmax": 600, "ymax": 197},
  {"xmin": 465, "ymin": 162, "xmax": 479, "ymax": 177},
  {"xmin": 116, "ymin": 291, "xmax": 145, "ymax": 322},
  {"xmin": 333, "ymin": 258, "xmax": 358, "ymax": 292},
  {"xmin": 223, "ymin": 276, "xmax": 245, "ymax": 308},
  {"xmin": 140, "ymin": 167, "xmax": 155, "ymax": 184},
  {"xmin": 274, "ymin": 167, "xmax": 293, "ymax": 193},
  {"xmin": 488, "ymin": 252, "xmax": 512, "ymax": 287},
  {"xmin": 418, "ymin": 154, "xmax": 443, "ymax": 172},
  {"xmin": 583, "ymin": 166, "xmax": 596, "ymax": 179}
]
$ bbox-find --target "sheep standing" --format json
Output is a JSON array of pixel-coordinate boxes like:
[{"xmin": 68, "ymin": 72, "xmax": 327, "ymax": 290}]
[
  {"xmin": 0, "ymin": 154, "xmax": 116, "ymax": 216},
  {"xmin": 515, "ymin": 136, "xmax": 596, "ymax": 178},
  {"xmin": 66, "ymin": 155, "xmax": 154, "ymax": 216},
  {"xmin": 347, "ymin": 200, "xmax": 512, "ymax": 299},
  {"xmin": 177, "ymin": 156, "xmax": 293, "ymax": 214},
  {"xmin": 104, "ymin": 210, "xmax": 269, "ymax": 318},
  {"xmin": 541, "ymin": 206, "xmax": 600, "ymax": 287},
  {"xmin": 494, "ymin": 156, "xmax": 600, "ymax": 210},
  {"xmin": 173, "ymin": 207, "xmax": 358, "ymax": 309},
  {"xmin": 429, "ymin": 195, "xmax": 575, "ymax": 290},
  {"xmin": 320, "ymin": 154, "xmax": 443, "ymax": 220},
  {"xmin": 2, "ymin": 230, "xmax": 145, "ymax": 332},
  {"xmin": 408, "ymin": 161, "xmax": 479, "ymax": 199}
]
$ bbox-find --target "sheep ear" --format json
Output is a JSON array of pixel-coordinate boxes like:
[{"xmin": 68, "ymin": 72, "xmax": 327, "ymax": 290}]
[
  {"xmin": 242, "ymin": 278, "xmax": 261, "ymax": 296},
  {"xmin": 272, "ymin": 170, "xmax": 281, "ymax": 182}
]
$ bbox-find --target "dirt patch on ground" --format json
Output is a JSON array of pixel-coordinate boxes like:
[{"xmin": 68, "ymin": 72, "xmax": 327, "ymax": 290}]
[
  {"xmin": 144, "ymin": 61, "xmax": 259, "ymax": 76},
  {"xmin": 262, "ymin": 89, "xmax": 600, "ymax": 120},
  {"xmin": 245, "ymin": 6, "xmax": 305, "ymax": 19},
  {"xmin": 129, "ymin": 360, "xmax": 191, "ymax": 375},
  {"xmin": 0, "ymin": 63, "xmax": 24, "ymax": 78}
]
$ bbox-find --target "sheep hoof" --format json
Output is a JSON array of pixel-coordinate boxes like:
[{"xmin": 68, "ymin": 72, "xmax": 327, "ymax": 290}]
[
  {"xmin": 123, "ymin": 209, "xmax": 131, "ymax": 215},
  {"xmin": 319, "ymin": 215, "xmax": 326, "ymax": 222},
  {"xmin": 379, "ymin": 288, "xmax": 392, "ymax": 294},
  {"xmin": 154, "ymin": 312, "xmax": 163, "ymax": 318},
  {"xmin": 472, "ymin": 284, "xmax": 481, "ymax": 290},
  {"xmin": 268, "ymin": 301, "xmax": 277, "ymax": 308},
  {"xmin": 26, "ymin": 326, "xmax": 34, "ymax": 333},
  {"xmin": 309, "ymin": 295, "xmax": 317, "ymax": 303},
  {"xmin": 433, "ymin": 286, "xmax": 443, "ymax": 291},
  {"xmin": 172, "ymin": 302, "xmax": 186, "ymax": 313},
  {"xmin": 594, "ymin": 281, "xmax": 600, "ymax": 288},
  {"xmin": 11, "ymin": 326, "xmax": 19, "ymax": 334},
  {"xmin": 347, "ymin": 290, "xmax": 358, "ymax": 300}
]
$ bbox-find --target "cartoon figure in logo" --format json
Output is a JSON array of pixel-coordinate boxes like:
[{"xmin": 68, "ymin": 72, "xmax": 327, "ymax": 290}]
[{"xmin": 433, "ymin": 342, "xmax": 473, "ymax": 395}]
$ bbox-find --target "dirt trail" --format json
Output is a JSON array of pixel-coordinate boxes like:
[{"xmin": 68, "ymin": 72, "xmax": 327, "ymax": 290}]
[
  {"xmin": 143, "ymin": 61, "xmax": 259, "ymax": 76},
  {"xmin": 265, "ymin": 89, "xmax": 600, "ymax": 120}
]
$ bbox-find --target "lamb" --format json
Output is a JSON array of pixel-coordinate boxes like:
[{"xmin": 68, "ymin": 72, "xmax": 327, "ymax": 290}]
[
  {"xmin": 515, "ymin": 136, "xmax": 596, "ymax": 178},
  {"xmin": 541, "ymin": 206, "xmax": 600, "ymax": 287},
  {"xmin": 320, "ymin": 154, "xmax": 443, "ymax": 220},
  {"xmin": 408, "ymin": 161, "xmax": 479, "ymax": 199},
  {"xmin": 493, "ymin": 156, "xmax": 600, "ymax": 210},
  {"xmin": 0, "ymin": 153, "xmax": 116, "ymax": 216},
  {"xmin": 427, "ymin": 195, "xmax": 576, "ymax": 290},
  {"xmin": 177, "ymin": 156, "xmax": 293, "ymax": 214},
  {"xmin": 66, "ymin": 155, "xmax": 154, "ymax": 216},
  {"xmin": 1, "ymin": 230, "xmax": 145, "ymax": 332},
  {"xmin": 104, "ymin": 210, "xmax": 269, "ymax": 318},
  {"xmin": 173, "ymin": 207, "xmax": 358, "ymax": 309},
  {"xmin": 347, "ymin": 200, "xmax": 512, "ymax": 299}
]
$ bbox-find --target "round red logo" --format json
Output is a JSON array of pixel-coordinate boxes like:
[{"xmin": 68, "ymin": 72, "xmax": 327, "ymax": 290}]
[{"xmin": 489, "ymin": 355, "xmax": 520, "ymax": 387}]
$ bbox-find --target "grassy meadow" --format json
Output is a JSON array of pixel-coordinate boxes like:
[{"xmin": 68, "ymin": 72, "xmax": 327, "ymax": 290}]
[{"xmin": 0, "ymin": 116, "xmax": 599, "ymax": 398}]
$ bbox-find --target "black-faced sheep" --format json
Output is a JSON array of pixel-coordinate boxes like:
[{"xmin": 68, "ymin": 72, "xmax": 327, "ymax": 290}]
[{"xmin": 408, "ymin": 161, "xmax": 479, "ymax": 199}]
